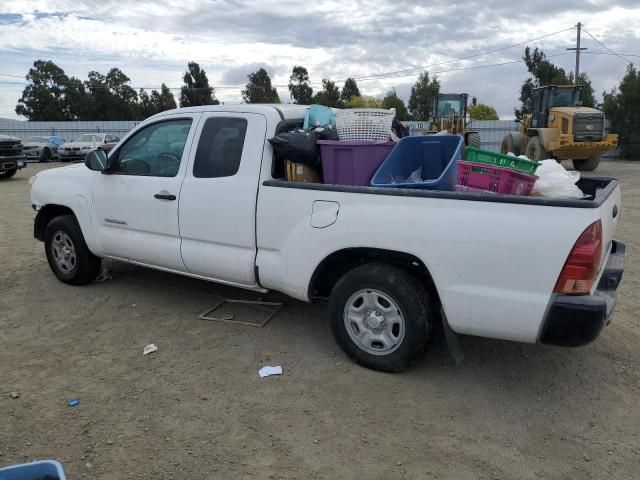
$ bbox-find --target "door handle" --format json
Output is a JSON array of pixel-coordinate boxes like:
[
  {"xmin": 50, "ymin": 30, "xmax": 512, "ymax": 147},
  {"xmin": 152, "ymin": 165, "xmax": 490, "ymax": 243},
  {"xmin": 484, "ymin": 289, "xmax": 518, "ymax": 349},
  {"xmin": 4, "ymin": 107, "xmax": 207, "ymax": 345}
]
[{"xmin": 154, "ymin": 192, "xmax": 176, "ymax": 201}]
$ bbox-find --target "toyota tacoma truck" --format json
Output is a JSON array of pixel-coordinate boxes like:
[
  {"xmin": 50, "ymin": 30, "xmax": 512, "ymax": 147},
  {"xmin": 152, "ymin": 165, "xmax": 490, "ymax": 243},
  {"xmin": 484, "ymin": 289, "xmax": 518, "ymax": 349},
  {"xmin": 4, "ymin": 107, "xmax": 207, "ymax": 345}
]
[
  {"xmin": 29, "ymin": 105, "xmax": 625, "ymax": 372},
  {"xmin": 1, "ymin": 134, "xmax": 27, "ymax": 179}
]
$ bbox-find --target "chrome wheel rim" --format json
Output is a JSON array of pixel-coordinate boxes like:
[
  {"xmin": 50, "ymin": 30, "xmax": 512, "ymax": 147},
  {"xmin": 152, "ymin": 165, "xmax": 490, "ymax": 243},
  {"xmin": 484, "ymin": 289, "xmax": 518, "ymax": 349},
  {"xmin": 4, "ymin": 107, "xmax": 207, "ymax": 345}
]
[
  {"xmin": 51, "ymin": 231, "xmax": 77, "ymax": 274},
  {"xmin": 343, "ymin": 289, "xmax": 405, "ymax": 356}
]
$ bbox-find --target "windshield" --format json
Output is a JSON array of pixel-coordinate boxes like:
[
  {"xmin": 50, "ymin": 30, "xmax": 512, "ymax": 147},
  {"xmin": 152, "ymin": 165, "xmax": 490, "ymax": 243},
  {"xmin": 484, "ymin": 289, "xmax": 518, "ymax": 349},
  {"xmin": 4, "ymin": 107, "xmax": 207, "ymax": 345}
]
[
  {"xmin": 25, "ymin": 136, "xmax": 49, "ymax": 143},
  {"xmin": 548, "ymin": 88, "xmax": 581, "ymax": 107},
  {"xmin": 437, "ymin": 98, "xmax": 464, "ymax": 117},
  {"xmin": 73, "ymin": 134, "xmax": 104, "ymax": 143}
]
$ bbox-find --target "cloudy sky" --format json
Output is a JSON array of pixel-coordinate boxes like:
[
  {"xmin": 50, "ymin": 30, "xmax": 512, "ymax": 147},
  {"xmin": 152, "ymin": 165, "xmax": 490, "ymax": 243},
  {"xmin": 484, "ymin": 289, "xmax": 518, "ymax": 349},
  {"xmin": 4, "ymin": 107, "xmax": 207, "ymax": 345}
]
[{"xmin": 0, "ymin": 0, "xmax": 639, "ymax": 120}]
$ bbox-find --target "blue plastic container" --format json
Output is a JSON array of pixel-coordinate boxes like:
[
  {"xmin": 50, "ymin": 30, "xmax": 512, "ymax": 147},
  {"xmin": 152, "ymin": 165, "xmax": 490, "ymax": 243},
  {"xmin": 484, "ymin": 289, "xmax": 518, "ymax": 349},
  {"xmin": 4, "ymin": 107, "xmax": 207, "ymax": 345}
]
[
  {"xmin": 0, "ymin": 460, "xmax": 66, "ymax": 480},
  {"xmin": 370, "ymin": 135, "xmax": 462, "ymax": 190}
]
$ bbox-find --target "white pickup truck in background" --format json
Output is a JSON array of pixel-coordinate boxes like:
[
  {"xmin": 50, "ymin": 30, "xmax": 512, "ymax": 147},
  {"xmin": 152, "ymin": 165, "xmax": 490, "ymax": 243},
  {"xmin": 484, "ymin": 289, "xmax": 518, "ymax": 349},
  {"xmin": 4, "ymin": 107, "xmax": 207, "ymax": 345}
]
[{"xmin": 30, "ymin": 105, "xmax": 625, "ymax": 371}]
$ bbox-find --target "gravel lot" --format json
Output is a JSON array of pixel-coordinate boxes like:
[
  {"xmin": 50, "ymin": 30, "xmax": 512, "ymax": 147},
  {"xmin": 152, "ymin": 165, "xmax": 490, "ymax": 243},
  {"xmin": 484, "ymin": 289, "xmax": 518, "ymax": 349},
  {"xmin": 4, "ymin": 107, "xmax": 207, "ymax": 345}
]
[{"xmin": 1, "ymin": 161, "xmax": 639, "ymax": 480}]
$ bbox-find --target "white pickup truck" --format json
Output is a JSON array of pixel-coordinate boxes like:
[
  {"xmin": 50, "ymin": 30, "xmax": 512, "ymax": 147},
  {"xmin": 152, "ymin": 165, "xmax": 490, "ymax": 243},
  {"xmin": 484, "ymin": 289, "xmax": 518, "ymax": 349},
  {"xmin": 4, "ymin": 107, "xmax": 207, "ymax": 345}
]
[{"xmin": 30, "ymin": 105, "xmax": 625, "ymax": 371}]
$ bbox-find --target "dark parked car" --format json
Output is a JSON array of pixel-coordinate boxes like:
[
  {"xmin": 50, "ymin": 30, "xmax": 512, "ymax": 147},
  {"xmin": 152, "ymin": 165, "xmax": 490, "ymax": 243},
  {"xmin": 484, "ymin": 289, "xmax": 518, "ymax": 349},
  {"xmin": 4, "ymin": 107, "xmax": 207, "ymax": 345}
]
[{"xmin": 0, "ymin": 134, "xmax": 27, "ymax": 179}]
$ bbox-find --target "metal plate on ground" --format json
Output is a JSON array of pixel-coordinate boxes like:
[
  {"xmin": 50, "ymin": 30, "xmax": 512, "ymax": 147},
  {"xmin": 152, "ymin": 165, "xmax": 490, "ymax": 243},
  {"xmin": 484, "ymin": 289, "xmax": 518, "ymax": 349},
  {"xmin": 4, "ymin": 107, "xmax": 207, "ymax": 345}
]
[{"xmin": 198, "ymin": 299, "xmax": 283, "ymax": 327}]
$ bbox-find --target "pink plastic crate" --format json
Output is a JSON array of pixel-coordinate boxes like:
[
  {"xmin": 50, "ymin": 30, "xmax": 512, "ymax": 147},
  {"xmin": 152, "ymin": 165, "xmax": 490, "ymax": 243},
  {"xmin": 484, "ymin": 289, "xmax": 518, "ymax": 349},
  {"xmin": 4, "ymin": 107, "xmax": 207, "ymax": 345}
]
[{"xmin": 457, "ymin": 161, "xmax": 537, "ymax": 196}]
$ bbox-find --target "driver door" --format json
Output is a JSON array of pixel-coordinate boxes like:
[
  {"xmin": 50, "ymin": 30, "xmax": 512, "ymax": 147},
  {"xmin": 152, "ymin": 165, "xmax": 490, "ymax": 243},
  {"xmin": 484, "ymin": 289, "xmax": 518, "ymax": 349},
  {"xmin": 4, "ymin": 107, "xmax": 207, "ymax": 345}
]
[{"xmin": 92, "ymin": 114, "xmax": 200, "ymax": 271}]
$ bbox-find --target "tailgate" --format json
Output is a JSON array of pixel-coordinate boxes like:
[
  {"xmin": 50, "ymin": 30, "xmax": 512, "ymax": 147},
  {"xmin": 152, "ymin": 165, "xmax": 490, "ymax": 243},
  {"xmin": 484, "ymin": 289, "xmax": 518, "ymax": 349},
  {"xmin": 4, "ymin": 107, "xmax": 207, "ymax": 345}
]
[{"xmin": 593, "ymin": 181, "xmax": 622, "ymax": 292}]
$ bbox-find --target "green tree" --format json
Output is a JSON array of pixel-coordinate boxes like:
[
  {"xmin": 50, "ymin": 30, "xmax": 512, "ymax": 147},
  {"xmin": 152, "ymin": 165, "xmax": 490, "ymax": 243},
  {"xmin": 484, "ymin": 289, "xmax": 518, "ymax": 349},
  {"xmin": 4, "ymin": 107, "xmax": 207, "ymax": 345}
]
[
  {"xmin": 84, "ymin": 68, "xmax": 139, "ymax": 120},
  {"xmin": 516, "ymin": 47, "xmax": 596, "ymax": 118},
  {"xmin": 568, "ymin": 72, "xmax": 596, "ymax": 108},
  {"xmin": 288, "ymin": 66, "xmax": 313, "ymax": 104},
  {"xmin": 602, "ymin": 65, "xmax": 640, "ymax": 158},
  {"xmin": 15, "ymin": 60, "xmax": 72, "ymax": 120},
  {"xmin": 180, "ymin": 62, "xmax": 219, "ymax": 107},
  {"xmin": 242, "ymin": 68, "xmax": 280, "ymax": 103},
  {"xmin": 340, "ymin": 77, "xmax": 361, "ymax": 104},
  {"xmin": 469, "ymin": 103, "xmax": 499, "ymax": 120},
  {"xmin": 381, "ymin": 89, "xmax": 409, "ymax": 120},
  {"xmin": 62, "ymin": 76, "xmax": 90, "ymax": 120},
  {"xmin": 138, "ymin": 84, "xmax": 177, "ymax": 119},
  {"xmin": 408, "ymin": 71, "xmax": 440, "ymax": 120},
  {"xmin": 346, "ymin": 95, "xmax": 382, "ymax": 108},
  {"xmin": 313, "ymin": 79, "xmax": 343, "ymax": 108}
]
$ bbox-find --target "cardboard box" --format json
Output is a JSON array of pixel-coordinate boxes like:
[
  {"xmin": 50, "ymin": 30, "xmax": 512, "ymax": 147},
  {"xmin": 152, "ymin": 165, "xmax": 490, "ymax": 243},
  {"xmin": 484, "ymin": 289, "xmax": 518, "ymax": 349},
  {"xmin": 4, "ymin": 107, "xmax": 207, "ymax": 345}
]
[{"xmin": 285, "ymin": 160, "xmax": 322, "ymax": 183}]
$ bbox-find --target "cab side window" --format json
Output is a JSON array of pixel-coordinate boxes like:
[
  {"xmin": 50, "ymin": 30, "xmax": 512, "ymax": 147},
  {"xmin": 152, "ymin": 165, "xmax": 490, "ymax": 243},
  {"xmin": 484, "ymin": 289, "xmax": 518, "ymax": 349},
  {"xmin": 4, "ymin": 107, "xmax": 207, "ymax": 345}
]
[
  {"xmin": 193, "ymin": 117, "xmax": 247, "ymax": 178},
  {"xmin": 111, "ymin": 119, "xmax": 192, "ymax": 177}
]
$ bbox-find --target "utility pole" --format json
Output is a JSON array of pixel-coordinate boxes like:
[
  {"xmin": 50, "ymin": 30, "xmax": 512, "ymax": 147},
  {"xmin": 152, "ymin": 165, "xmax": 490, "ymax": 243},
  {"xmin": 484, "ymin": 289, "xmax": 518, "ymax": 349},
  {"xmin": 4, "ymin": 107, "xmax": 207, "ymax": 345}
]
[{"xmin": 567, "ymin": 22, "xmax": 588, "ymax": 83}]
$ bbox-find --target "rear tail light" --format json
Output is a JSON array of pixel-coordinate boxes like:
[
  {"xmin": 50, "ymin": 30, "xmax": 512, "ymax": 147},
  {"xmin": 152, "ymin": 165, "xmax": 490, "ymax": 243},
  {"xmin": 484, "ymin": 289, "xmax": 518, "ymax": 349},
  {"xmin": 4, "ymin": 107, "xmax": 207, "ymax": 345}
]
[{"xmin": 554, "ymin": 220, "xmax": 602, "ymax": 295}]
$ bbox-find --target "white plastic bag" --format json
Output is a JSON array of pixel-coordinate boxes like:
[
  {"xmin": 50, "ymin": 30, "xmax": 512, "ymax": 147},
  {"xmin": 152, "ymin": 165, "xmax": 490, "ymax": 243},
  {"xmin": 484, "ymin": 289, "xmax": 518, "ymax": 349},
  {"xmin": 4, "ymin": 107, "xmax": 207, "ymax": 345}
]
[{"xmin": 531, "ymin": 160, "xmax": 583, "ymax": 198}]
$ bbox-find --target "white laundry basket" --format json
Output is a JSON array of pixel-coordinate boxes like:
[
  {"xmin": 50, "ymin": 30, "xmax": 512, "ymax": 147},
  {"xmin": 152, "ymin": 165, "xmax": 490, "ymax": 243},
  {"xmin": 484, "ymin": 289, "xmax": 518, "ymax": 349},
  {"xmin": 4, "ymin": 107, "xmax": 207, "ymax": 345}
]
[{"xmin": 335, "ymin": 108, "xmax": 395, "ymax": 141}]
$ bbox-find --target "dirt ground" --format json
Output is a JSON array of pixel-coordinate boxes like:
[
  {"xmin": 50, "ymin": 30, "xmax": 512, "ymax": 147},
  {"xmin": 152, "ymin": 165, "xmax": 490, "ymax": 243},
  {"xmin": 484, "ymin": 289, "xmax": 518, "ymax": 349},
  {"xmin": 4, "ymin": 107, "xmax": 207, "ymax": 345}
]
[{"xmin": 1, "ymin": 161, "xmax": 639, "ymax": 480}]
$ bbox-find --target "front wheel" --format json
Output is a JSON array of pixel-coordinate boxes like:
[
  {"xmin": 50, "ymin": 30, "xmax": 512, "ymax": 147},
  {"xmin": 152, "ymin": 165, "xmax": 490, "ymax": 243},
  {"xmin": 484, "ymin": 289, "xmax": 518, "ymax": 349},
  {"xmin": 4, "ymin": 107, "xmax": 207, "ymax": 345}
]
[
  {"xmin": 44, "ymin": 215, "xmax": 101, "ymax": 285},
  {"xmin": 525, "ymin": 136, "xmax": 550, "ymax": 161},
  {"xmin": 40, "ymin": 148, "xmax": 52, "ymax": 163},
  {"xmin": 0, "ymin": 168, "xmax": 17, "ymax": 179},
  {"xmin": 328, "ymin": 263, "xmax": 433, "ymax": 372},
  {"xmin": 573, "ymin": 154, "xmax": 601, "ymax": 172}
]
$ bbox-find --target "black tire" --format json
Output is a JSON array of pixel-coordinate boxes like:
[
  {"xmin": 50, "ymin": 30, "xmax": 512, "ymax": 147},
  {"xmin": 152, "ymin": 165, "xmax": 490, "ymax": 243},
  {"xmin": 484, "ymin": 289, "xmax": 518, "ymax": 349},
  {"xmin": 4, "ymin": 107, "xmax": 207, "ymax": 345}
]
[
  {"xmin": 525, "ymin": 136, "xmax": 550, "ymax": 161},
  {"xmin": 0, "ymin": 168, "xmax": 17, "ymax": 179},
  {"xmin": 328, "ymin": 263, "xmax": 433, "ymax": 372},
  {"xmin": 40, "ymin": 148, "xmax": 52, "ymax": 163},
  {"xmin": 466, "ymin": 132, "xmax": 481, "ymax": 148},
  {"xmin": 501, "ymin": 134, "xmax": 514, "ymax": 154},
  {"xmin": 573, "ymin": 154, "xmax": 601, "ymax": 172},
  {"xmin": 44, "ymin": 215, "xmax": 101, "ymax": 285},
  {"xmin": 501, "ymin": 133, "xmax": 524, "ymax": 156}
]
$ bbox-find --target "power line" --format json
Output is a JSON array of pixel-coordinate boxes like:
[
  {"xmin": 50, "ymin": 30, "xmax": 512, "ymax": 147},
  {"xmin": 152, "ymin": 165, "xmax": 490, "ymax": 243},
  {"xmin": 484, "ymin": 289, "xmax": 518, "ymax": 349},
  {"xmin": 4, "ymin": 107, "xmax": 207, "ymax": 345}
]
[
  {"xmin": 0, "ymin": 26, "xmax": 575, "ymax": 90},
  {"xmin": 582, "ymin": 28, "xmax": 634, "ymax": 64},
  {"xmin": 350, "ymin": 27, "xmax": 576, "ymax": 81},
  {"xmin": 0, "ymin": 52, "xmax": 576, "ymax": 91},
  {"xmin": 583, "ymin": 51, "xmax": 640, "ymax": 58}
]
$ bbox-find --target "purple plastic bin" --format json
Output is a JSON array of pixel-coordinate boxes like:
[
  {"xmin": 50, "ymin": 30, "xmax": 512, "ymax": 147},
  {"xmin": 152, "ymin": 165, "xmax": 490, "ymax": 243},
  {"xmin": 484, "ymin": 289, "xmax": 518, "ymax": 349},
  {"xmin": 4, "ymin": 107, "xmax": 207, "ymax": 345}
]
[{"xmin": 317, "ymin": 140, "xmax": 394, "ymax": 186}]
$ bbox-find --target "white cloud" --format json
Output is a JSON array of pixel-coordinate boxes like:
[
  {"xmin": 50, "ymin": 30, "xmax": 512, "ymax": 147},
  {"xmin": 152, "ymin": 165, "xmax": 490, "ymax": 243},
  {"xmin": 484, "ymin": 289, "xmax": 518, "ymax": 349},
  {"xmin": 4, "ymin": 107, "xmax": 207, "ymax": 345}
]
[{"xmin": 0, "ymin": 1, "xmax": 639, "ymax": 119}]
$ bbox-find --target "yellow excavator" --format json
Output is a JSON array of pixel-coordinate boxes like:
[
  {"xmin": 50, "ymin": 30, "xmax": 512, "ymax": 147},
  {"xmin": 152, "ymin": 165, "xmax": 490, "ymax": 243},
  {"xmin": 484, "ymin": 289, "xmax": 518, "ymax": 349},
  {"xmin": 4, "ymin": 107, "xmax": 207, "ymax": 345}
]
[
  {"xmin": 429, "ymin": 93, "xmax": 481, "ymax": 149},
  {"xmin": 501, "ymin": 85, "xmax": 618, "ymax": 171}
]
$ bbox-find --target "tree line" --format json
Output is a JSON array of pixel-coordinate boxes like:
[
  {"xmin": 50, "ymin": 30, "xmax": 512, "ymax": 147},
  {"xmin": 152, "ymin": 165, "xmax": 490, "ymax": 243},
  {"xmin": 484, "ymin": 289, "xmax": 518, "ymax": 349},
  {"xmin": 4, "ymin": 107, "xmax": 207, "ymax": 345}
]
[
  {"xmin": 15, "ymin": 51, "xmax": 639, "ymax": 155},
  {"xmin": 15, "ymin": 59, "xmax": 501, "ymax": 122}
]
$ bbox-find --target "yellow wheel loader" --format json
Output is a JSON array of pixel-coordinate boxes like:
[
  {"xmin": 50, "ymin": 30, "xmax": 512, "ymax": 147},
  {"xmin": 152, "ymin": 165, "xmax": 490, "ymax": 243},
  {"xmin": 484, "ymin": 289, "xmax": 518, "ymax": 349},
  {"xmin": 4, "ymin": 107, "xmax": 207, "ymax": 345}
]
[
  {"xmin": 501, "ymin": 85, "xmax": 618, "ymax": 171},
  {"xmin": 429, "ymin": 93, "xmax": 481, "ymax": 150}
]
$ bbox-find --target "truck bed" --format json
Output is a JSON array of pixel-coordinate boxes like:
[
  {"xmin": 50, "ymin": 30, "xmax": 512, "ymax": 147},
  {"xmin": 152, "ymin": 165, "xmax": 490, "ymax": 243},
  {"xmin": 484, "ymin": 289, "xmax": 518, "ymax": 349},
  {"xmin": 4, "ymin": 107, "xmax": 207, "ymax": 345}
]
[{"xmin": 263, "ymin": 176, "xmax": 618, "ymax": 209}]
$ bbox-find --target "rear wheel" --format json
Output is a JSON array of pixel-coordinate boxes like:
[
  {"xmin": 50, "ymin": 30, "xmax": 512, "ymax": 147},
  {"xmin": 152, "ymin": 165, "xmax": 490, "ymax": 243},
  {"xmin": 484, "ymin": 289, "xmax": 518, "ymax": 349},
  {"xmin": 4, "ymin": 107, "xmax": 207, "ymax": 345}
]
[
  {"xmin": 525, "ymin": 136, "xmax": 550, "ymax": 161},
  {"xmin": 466, "ymin": 132, "xmax": 481, "ymax": 148},
  {"xmin": 0, "ymin": 168, "xmax": 17, "ymax": 179},
  {"xmin": 573, "ymin": 154, "xmax": 601, "ymax": 172},
  {"xmin": 328, "ymin": 263, "xmax": 433, "ymax": 372},
  {"xmin": 44, "ymin": 215, "xmax": 101, "ymax": 285},
  {"xmin": 501, "ymin": 133, "xmax": 524, "ymax": 156},
  {"xmin": 501, "ymin": 134, "xmax": 515, "ymax": 155}
]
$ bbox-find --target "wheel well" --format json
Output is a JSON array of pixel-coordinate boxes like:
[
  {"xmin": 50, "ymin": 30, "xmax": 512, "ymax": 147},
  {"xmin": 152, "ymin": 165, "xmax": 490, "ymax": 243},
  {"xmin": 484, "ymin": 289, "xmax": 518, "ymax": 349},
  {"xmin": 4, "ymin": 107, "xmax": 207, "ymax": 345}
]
[
  {"xmin": 309, "ymin": 248, "xmax": 441, "ymax": 307},
  {"xmin": 34, "ymin": 204, "xmax": 75, "ymax": 241}
]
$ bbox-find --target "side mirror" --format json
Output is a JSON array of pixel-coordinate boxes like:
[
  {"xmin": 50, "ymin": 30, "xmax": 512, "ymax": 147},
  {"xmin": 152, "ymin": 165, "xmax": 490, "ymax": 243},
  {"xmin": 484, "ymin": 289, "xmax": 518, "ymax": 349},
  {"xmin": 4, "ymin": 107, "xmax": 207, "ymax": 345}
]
[{"xmin": 85, "ymin": 148, "xmax": 108, "ymax": 172}]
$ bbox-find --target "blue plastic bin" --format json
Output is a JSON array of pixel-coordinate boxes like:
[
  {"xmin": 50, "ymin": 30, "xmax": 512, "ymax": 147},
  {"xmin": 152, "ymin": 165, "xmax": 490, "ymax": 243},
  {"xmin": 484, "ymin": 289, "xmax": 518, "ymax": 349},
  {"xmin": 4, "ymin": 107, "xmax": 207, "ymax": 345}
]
[
  {"xmin": 0, "ymin": 460, "xmax": 65, "ymax": 480},
  {"xmin": 370, "ymin": 135, "xmax": 462, "ymax": 190}
]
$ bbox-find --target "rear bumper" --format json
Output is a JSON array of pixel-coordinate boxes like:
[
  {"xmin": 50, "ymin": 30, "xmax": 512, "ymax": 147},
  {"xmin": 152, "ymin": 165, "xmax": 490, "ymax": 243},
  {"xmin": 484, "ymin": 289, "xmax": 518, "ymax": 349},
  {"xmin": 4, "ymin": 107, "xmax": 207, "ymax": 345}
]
[{"xmin": 540, "ymin": 240, "xmax": 625, "ymax": 346}]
